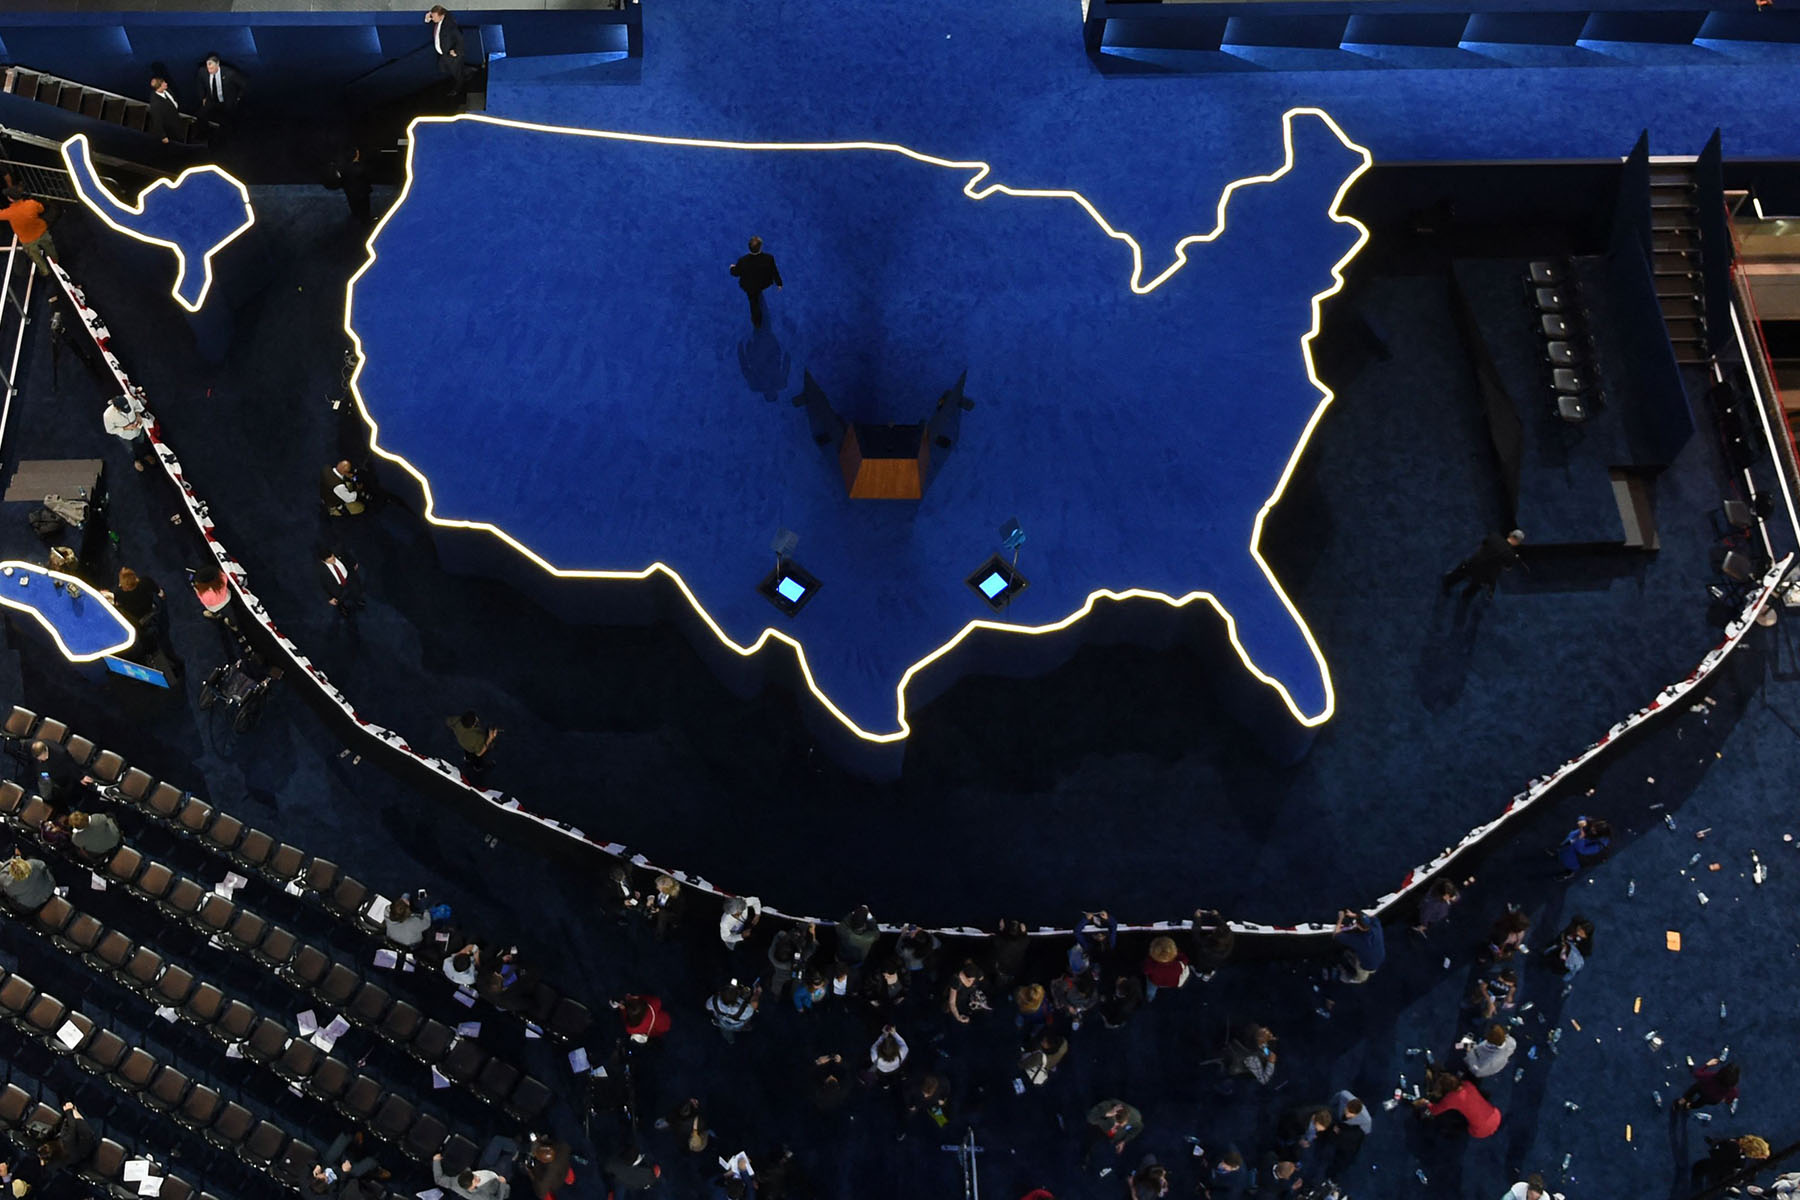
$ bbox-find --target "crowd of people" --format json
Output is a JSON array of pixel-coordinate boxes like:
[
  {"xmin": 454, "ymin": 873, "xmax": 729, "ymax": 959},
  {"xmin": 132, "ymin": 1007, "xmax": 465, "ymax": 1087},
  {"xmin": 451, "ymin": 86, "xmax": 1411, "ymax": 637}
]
[
  {"xmin": 578, "ymin": 861, "xmax": 1646, "ymax": 1200},
  {"xmin": 13, "ymin": 713, "xmax": 1784, "ymax": 1200}
]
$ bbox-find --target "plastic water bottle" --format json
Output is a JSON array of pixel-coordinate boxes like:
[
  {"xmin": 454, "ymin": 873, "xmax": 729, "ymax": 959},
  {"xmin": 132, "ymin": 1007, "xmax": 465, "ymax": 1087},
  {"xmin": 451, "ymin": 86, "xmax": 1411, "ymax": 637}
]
[
  {"xmin": 1653, "ymin": 1090, "xmax": 1664, "ymax": 1110},
  {"xmin": 1720, "ymin": 1003, "xmax": 1728, "ymax": 1021},
  {"xmin": 1560, "ymin": 1153, "xmax": 1572, "ymax": 1173},
  {"xmin": 1627, "ymin": 879, "xmax": 1636, "ymax": 897},
  {"xmin": 1665, "ymin": 813, "xmax": 1678, "ymax": 831}
]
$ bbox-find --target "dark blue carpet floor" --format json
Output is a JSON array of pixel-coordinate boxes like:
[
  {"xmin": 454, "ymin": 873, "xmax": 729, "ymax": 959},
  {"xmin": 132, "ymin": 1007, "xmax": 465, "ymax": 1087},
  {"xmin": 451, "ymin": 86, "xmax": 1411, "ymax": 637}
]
[{"xmin": 2, "ymin": 1, "xmax": 1800, "ymax": 1194}]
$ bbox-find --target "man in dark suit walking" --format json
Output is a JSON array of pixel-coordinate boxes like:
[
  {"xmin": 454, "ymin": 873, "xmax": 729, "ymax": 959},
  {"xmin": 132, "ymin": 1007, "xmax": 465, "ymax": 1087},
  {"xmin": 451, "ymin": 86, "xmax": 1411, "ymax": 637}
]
[
  {"xmin": 328, "ymin": 147, "xmax": 374, "ymax": 227},
  {"xmin": 194, "ymin": 54, "xmax": 247, "ymax": 142},
  {"xmin": 146, "ymin": 72, "xmax": 185, "ymax": 145},
  {"xmin": 1441, "ymin": 528, "xmax": 1524, "ymax": 598},
  {"xmin": 425, "ymin": 6, "xmax": 468, "ymax": 91},
  {"xmin": 729, "ymin": 236, "xmax": 783, "ymax": 329},
  {"xmin": 317, "ymin": 545, "xmax": 366, "ymax": 617}
]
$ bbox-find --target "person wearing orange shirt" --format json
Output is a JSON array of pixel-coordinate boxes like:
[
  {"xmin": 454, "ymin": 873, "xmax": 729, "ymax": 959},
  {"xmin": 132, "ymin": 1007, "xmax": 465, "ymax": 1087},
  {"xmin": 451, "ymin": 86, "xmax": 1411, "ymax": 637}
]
[{"xmin": 0, "ymin": 187, "xmax": 56, "ymax": 282}]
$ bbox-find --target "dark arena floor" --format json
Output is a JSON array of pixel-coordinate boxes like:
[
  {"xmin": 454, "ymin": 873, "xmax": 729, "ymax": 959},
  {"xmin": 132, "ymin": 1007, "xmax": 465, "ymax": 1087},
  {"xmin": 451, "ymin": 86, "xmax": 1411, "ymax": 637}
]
[{"xmin": 2, "ymin": 1, "xmax": 1800, "ymax": 1198}]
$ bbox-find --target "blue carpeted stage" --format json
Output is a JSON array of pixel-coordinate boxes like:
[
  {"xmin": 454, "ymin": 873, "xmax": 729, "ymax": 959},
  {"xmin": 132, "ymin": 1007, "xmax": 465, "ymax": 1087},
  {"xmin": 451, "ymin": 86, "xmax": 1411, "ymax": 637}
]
[{"xmin": 346, "ymin": 109, "xmax": 1370, "ymax": 756}]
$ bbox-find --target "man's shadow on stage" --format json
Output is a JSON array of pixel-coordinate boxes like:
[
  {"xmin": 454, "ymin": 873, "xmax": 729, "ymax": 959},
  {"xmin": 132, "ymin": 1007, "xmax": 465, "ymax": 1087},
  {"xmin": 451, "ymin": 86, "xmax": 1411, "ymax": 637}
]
[
  {"xmin": 736, "ymin": 323, "xmax": 792, "ymax": 405},
  {"xmin": 1414, "ymin": 586, "xmax": 1491, "ymax": 712}
]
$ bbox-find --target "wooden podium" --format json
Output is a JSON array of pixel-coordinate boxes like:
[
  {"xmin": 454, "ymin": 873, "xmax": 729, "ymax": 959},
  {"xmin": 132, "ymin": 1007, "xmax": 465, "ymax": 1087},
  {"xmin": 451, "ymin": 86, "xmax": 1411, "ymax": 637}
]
[{"xmin": 839, "ymin": 423, "xmax": 930, "ymax": 500}]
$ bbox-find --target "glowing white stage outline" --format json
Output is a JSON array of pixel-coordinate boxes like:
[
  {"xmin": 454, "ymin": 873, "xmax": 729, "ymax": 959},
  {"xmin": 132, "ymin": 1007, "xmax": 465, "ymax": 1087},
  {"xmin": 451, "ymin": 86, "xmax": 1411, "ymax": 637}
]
[
  {"xmin": 60, "ymin": 134, "xmax": 255, "ymax": 314},
  {"xmin": 343, "ymin": 108, "xmax": 1374, "ymax": 742},
  {"xmin": 0, "ymin": 561, "xmax": 135, "ymax": 663}
]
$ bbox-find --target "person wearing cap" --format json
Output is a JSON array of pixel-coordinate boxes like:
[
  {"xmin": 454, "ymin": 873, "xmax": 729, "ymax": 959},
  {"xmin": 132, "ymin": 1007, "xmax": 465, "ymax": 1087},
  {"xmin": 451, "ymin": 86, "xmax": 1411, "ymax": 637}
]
[
  {"xmin": 0, "ymin": 185, "xmax": 55, "ymax": 283},
  {"xmin": 102, "ymin": 393, "xmax": 155, "ymax": 471},
  {"xmin": 1442, "ymin": 529, "xmax": 1525, "ymax": 599}
]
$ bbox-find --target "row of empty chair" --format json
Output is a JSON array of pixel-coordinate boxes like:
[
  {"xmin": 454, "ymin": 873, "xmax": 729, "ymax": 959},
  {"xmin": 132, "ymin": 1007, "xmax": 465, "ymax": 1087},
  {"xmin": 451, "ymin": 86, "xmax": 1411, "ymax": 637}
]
[
  {"xmin": 0, "ymin": 1054, "xmax": 209, "ymax": 1200},
  {"xmin": 1525, "ymin": 258, "xmax": 1601, "ymax": 424},
  {"xmin": 0, "ymin": 961, "xmax": 326, "ymax": 1195},
  {"xmin": 2, "ymin": 705, "xmax": 593, "ymax": 1047},
  {"xmin": 0, "ymin": 777, "xmax": 550, "ymax": 1151}
]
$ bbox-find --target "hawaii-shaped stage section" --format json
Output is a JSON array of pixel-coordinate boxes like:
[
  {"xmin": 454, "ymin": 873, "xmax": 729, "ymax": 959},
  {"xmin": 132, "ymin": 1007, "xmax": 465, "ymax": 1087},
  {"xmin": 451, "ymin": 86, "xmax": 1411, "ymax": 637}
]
[
  {"xmin": 345, "ymin": 108, "xmax": 1371, "ymax": 744},
  {"xmin": 0, "ymin": 562, "xmax": 135, "ymax": 663},
  {"xmin": 61, "ymin": 134, "xmax": 254, "ymax": 313}
]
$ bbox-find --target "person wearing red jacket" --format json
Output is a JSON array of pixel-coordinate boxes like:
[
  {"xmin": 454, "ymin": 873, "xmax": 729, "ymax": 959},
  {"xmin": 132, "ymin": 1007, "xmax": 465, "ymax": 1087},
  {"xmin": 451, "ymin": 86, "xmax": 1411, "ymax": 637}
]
[
  {"xmin": 1414, "ymin": 1069, "xmax": 1501, "ymax": 1138},
  {"xmin": 1141, "ymin": 936, "xmax": 1191, "ymax": 1000},
  {"xmin": 613, "ymin": 993, "xmax": 671, "ymax": 1042}
]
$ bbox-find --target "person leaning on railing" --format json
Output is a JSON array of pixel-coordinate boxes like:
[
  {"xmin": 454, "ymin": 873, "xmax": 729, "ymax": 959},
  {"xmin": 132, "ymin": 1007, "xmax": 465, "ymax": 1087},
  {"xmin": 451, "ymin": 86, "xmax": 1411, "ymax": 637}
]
[{"xmin": 0, "ymin": 185, "xmax": 57, "ymax": 289}]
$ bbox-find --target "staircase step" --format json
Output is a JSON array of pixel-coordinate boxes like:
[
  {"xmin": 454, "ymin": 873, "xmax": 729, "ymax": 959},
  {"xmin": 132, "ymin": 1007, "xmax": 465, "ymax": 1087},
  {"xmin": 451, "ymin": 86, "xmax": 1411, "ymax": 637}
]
[
  {"xmin": 1652, "ymin": 230, "xmax": 1700, "ymax": 253},
  {"xmin": 1650, "ymin": 166, "xmax": 1695, "ymax": 186},
  {"xmin": 0, "ymin": 64, "xmax": 202, "ymax": 145},
  {"xmin": 1651, "ymin": 210, "xmax": 1696, "ymax": 232},
  {"xmin": 1655, "ymin": 274, "xmax": 1701, "ymax": 296},
  {"xmin": 1665, "ymin": 317, "xmax": 1708, "ymax": 341},
  {"xmin": 1657, "ymin": 295, "xmax": 1703, "ymax": 320}
]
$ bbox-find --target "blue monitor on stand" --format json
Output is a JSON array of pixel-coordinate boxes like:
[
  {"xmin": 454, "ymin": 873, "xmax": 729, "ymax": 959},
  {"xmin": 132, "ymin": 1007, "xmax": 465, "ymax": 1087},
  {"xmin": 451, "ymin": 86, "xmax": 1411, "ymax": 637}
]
[{"xmin": 103, "ymin": 656, "xmax": 172, "ymax": 689}]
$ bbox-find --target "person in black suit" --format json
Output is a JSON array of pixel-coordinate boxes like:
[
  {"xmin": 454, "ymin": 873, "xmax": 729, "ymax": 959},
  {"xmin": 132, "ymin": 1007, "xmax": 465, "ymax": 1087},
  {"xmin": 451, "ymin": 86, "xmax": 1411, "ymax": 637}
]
[
  {"xmin": 27, "ymin": 738, "xmax": 83, "ymax": 805},
  {"xmin": 194, "ymin": 54, "xmax": 247, "ymax": 140},
  {"xmin": 425, "ymin": 6, "xmax": 468, "ymax": 90},
  {"xmin": 146, "ymin": 72, "xmax": 184, "ymax": 145},
  {"xmin": 729, "ymin": 236, "xmax": 783, "ymax": 329},
  {"xmin": 328, "ymin": 147, "xmax": 374, "ymax": 227},
  {"xmin": 1441, "ymin": 528, "xmax": 1525, "ymax": 599},
  {"xmin": 318, "ymin": 545, "xmax": 366, "ymax": 617}
]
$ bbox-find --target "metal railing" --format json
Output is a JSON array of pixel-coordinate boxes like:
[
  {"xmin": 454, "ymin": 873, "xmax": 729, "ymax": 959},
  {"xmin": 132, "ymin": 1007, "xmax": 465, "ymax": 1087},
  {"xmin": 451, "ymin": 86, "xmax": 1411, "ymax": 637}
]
[{"xmin": 0, "ymin": 233, "xmax": 36, "ymax": 452}]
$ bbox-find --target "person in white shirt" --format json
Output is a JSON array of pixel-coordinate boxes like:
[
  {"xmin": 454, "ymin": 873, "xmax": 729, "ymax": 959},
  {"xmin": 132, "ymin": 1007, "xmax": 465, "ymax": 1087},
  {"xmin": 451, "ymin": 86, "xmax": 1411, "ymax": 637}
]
[
  {"xmin": 102, "ymin": 394, "xmax": 154, "ymax": 471},
  {"xmin": 1462, "ymin": 1024, "xmax": 1518, "ymax": 1078},
  {"xmin": 719, "ymin": 896, "xmax": 762, "ymax": 948},
  {"xmin": 1330, "ymin": 1090, "xmax": 1372, "ymax": 1134},
  {"xmin": 868, "ymin": 1026, "xmax": 908, "ymax": 1080},
  {"xmin": 1503, "ymin": 1175, "xmax": 1561, "ymax": 1200},
  {"xmin": 433, "ymin": 1152, "xmax": 508, "ymax": 1200},
  {"xmin": 320, "ymin": 460, "xmax": 365, "ymax": 516},
  {"xmin": 443, "ymin": 943, "xmax": 480, "ymax": 987},
  {"xmin": 424, "ymin": 6, "xmax": 468, "ymax": 89},
  {"xmin": 385, "ymin": 896, "xmax": 432, "ymax": 946}
]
